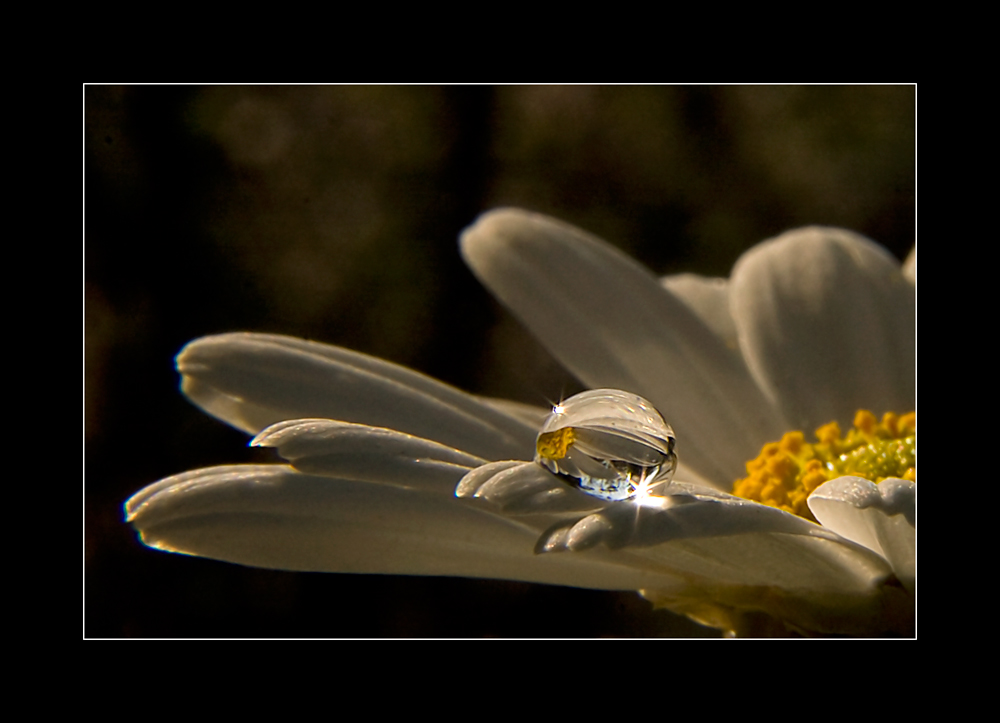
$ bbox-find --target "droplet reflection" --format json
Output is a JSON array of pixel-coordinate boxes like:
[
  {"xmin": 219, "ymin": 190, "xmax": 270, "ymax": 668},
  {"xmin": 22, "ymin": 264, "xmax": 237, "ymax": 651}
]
[{"xmin": 534, "ymin": 389, "xmax": 677, "ymax": 501}]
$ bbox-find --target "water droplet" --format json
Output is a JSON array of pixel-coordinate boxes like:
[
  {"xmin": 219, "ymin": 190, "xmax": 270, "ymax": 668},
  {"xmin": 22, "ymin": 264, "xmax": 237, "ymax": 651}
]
[{"xmin": 534, "ymin": 389, "xmax": 677, "ymax": 501}]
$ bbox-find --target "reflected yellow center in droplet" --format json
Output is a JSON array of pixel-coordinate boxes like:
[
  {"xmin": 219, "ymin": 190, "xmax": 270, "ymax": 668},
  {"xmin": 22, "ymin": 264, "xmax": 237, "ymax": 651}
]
[
  {"xmin": 733, "ymin": 410, "xmax": 915, "ymax": 522},
  {"xmin": 536, "ymin": 427, "xmax": 576, "ymax": 461}
]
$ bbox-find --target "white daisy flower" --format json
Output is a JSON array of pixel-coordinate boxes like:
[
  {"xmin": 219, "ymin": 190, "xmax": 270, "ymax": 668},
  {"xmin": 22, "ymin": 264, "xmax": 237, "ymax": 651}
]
[{"xmin": 125, "ymin": 208, "xmax": 915, "ymax": 637}]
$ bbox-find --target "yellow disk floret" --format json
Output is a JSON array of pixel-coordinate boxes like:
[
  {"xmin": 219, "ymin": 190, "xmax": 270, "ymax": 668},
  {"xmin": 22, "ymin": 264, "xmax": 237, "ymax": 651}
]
[{"xmin": 733, "ymin": 410, "xmax": 915, "ymax": 522}]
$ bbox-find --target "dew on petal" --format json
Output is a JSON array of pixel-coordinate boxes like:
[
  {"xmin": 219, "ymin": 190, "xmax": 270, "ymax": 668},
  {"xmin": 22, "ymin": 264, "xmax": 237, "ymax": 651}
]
[{"xmin": 534, "ymin": 389, "xmax": 677, "ymax": 501}]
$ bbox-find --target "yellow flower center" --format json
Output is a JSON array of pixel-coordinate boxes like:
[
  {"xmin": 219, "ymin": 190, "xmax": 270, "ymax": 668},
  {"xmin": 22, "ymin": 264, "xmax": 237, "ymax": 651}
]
[{"xmin": 733, "ymin": 410, "xmax": 915, "ymax": 522}]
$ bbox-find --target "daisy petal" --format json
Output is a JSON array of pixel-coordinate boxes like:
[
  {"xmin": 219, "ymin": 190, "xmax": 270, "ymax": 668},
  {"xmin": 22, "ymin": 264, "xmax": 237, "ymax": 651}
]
[
  {"xmin": 177, "ymin": 333, "xmax": 536, "ymax": 461},
  {"xmin": 477, "ymin": 397, "xmax": 551, "ymax": 428},
  {"xmin": 455, "ymin": 460, "xmax": 606, "ymax": 514},
  {"xmin": 462, "ymin": 462, "xmax": 886, "ymax": 593},
  {"xmin": 461, "ymin": 209, "xmax": 785, "ymax": 483},
  {"xmin": 125, "ymin": 465, "xmax": 680, "ymax": 591},
  {"xmin": 807, "ymin": 476, "xmax": 915, "ymax": 593},
  {"xmin": 568, "ymin": 495, "xmax": 901, "ymax": 636},
  {"xmin": 730, "ymin": 227, "xmax": 915, "ymax": 430},
  {"xmin": 635, "ymin": 526, "xmax": 908, "ymax": 636},
  {"xmin": 461, "ymin": 463, "xmax": 901, "ymax": 635},
  {"xmin": 660, "ymin": 274, "xmax": 739, "ymax": 354},
  {"xmin": 535, "ymin": 482, "xmax": 838, "ymax": 553},
  {"xmin": 251, "ymin": 419, "xmax": 485, "ymax": 495}
]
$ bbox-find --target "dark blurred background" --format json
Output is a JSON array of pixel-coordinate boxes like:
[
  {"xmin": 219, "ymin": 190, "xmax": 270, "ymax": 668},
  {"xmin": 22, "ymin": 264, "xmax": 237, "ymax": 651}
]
[{"xmin": 85, "ymin": 85, "xmax": 915, "ymax": 637}]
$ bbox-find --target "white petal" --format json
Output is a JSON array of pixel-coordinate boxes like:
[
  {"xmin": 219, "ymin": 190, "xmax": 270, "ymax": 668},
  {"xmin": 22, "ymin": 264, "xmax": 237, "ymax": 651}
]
[
  {"xmin": 125, "ymin": 465, "xmax": 685, "ymax": 591},
  {"xmin": 730, "ymin": 227, "xmax": 915, "ymax": 431},
  {"xmin": 251, "ymin": 419, "xmax": 485, "ymax": 496},
  {"xmin": 579, "ymin": 495, "xmax": 902, "ymax": 635},
  {"xmin": 807, "ymin": 476, "xmax": 915, "ymax": 593},
  {"xmin": 534, "ymin": 481, "xmax": 841, "ymax": 554},
  {"xmin": 461, "ymin": 209, "xmax": 786, "ymax": 484},
  {"xmin": 636, "ymin": 527, "xmax": 909, "ymax": 636},
  {"xmin": 458, "ymin": 463, "xmax": 901, "ymax": 635},
  {"xmin": 660, "ymin": 274, "xmax": 739, "ymax": 354},
  {"xmin": 477, "ymin": 397, "xmax": 551, "ymax": 428},
  {"xmin": 176, "ymin": 332, "xmax": 536, "ymax": 461},
  {"xmin": 455, "ymin": 460, "xmax": 606, "ymax": 514}
]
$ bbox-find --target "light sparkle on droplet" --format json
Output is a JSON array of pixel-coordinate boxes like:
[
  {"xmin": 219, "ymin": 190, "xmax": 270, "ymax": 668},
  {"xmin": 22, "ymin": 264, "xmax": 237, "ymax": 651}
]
[{"xmin": 534, "ymin": 389, "xmax": 677, "ymax": 502}]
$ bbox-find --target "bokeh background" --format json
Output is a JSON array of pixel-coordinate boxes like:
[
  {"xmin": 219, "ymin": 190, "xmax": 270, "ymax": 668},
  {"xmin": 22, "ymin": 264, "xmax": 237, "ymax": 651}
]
[{"xmin": 85, "ymin": 85, "xmax": 916, "ymax": 637}]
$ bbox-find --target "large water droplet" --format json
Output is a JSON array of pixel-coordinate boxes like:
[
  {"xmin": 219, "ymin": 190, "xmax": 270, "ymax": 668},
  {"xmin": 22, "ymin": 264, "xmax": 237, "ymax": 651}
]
[{"xmin": 534, "ymin": 389, "xmax": 677, "ymax": 501}]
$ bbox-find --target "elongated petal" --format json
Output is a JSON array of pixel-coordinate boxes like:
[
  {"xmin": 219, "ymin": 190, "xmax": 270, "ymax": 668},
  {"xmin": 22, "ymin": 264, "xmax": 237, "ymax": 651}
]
[
  {"xmin": 808, "ymin": 476, "xmax": 915, "ymax": 593},
  {"xmin": 125, "ymin": 465, "xmax": 686, "ymax": 591},
  {"xmin": 177, "ymin": 333, "xmax": 537, "ymax": 461},
  {"xmin": 661, "ymin": 274, "xmax": 739, "ymax": 354},
  {"xmin": 534, "ymin": 482, "xmax": 826, "ymax": 552},
  {"xmin": 477, "ymin": 397, "xmax": 551, "ymax": 428},
  {"xmin": 455, "ymin": 460, "xmax": 607, "ymax": 514},
  {"xmin": 636, "ymin": 527, "xmax": 911, "ymax": 636},
  {"xmin": 251, "ymin": 419, "xmax": 486, "ymax": 496},
  {"xmin": 461, "ymin": 209, "xmax": 786, "ymax": 484},
  {"xmin": 457, "ymin": 463, "xmax": 902, "ymax": 635},
  {"xmin": 730, "ymin": 227, "xmax": 915, "ymax": 431}
]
